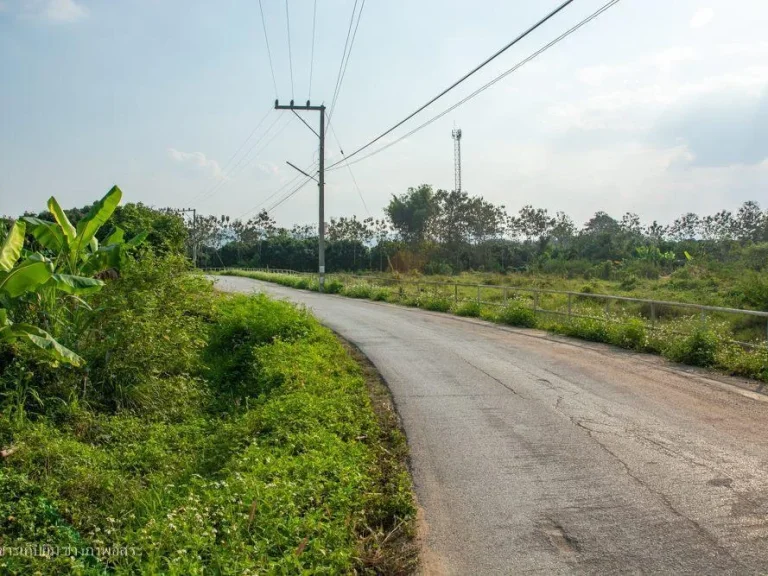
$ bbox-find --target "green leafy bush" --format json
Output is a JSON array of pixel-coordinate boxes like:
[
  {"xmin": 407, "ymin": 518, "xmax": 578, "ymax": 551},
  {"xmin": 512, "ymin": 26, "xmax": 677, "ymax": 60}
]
[
  {"xmin": 496, "ymin": 302, "xmax": 536, "ymax": 328},
  {"xmin": 454, "ymin": 301, "xmax": 482, "ymax": 317},
  {"xmin": 422, "ymin": 297, "xmax": 452, "ymax": 312},
  {"xmin": 608, "ymin": 318, "xmax": 647, "ymax": 351},
  {"xmin": 663, "ymin": 327, "xmax": 719, "ymax": 367},
  {"xmin": 325, "ymin": 279, "xmax": 344, "ymax": 294},
  {"xmin": 342, "ymin": 283, "xmax": 372, "ymax": 299}
]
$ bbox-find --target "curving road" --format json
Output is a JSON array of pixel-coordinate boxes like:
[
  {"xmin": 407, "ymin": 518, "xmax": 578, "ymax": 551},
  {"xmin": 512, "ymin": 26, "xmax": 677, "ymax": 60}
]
[{"xmin": 214, "ymin": 276, "xmax": 768, "ymax": 575}]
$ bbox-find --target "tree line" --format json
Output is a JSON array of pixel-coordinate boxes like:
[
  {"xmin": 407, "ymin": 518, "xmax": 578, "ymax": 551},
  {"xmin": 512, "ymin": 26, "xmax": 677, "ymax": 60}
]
[{"xmin": 7, "ymin": 185, "xmax": 768, "ymax": 278}]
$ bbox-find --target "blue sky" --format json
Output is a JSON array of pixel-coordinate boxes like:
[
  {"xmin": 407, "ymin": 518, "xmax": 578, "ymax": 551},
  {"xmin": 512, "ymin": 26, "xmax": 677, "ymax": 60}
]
[{"xmin": 1, "ymin": 0, "xmax": 767, "ymax": 227}]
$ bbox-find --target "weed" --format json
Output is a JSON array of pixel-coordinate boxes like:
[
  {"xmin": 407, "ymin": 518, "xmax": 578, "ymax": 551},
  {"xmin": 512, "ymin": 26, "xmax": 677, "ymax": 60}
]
[
  {"xmin": 663, "ymin": 327, "xmax": 719, "ymax": 367},
  {"xmin": 496, "ymin": 302, "xmax": 537, "ymax": 328},
  {"xmin": 454, "ymin": 301, "xmax": 482, "ymax": 317}
]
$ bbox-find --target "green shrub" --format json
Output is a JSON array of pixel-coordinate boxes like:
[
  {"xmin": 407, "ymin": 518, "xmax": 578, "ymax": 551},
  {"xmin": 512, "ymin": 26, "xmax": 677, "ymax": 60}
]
[
  {"xmin": 496, "ymin": 302, "xmax": 536, "ymax": 328},
  {"xmin": 343, "ymin": 283, "xmax": 373, "ymax": 299},
  {"xmin": 371, "ymin": 288, "xmax": 391, "ymax": 302},
  {"xmin": 454, "ymin": 301, "xmax": 482, "ymax": 317},
  {"xmin": 663, "ymin": 328, "xmax": 719, "ymax": 367},
  {"xmin": 608, "ymin": 318, "xmax": 647, "ymax": 350},
  {"xmin": 293, "ymin": 277, "xmax": 310, "ymax": 289},
  {"xmin": 325, "ymin": 279, "xmax": 344, "ymax": 294},
  {"xmin": 422, "ymin": 297, "xmax": 452, "ymax": 312},
  {"xmin": 555, "ymin": 318, "xmax": 610, "ymax": 343}
]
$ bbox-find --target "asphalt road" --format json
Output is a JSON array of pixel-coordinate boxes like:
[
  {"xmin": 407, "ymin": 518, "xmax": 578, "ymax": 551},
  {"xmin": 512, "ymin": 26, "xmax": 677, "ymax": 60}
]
[{"xmin": 214, "ymin": 276, "xmax": 768, "ymax": 575}]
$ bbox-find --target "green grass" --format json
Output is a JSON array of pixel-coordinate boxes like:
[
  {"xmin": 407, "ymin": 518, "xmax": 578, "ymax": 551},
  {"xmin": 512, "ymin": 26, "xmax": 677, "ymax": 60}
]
[
  {"xmin": 224, "ymin": 269, "xmax": 768, "ymax": 384},
  {"xmin": 0, "ymin": 260, "xmax": 416, "ymax": 574}
]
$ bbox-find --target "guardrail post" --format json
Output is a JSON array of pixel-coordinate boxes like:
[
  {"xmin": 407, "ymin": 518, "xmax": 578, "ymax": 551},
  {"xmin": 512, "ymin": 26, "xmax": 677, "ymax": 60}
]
[
  {"xmin": 651, "ymin": 302, "xmax": 656, "ymax": 328},
  {"xmin": 455, "ymin": 283, "xmax": 458, "ymax": 303},
  {"xmin": 503, "ymin": 285, "xmax": 508, "ymax": 304},
  {"xmin": 567, "ymin": 293, "xmax": 572, "ymax": 322},
  {"xmin": 605, "ymin": 300, "xmax": 610, "ymax": 317},
  {"xmin": 701, "ymin": 310, "xmax": 707, "ymax": 326},
  {"xmin": 533, "ymin": 291, "xmax": 539, "ymax": 314},
  {"xmin": 476, "ymin": 285, "xmax": 481, "ymax": 304}
]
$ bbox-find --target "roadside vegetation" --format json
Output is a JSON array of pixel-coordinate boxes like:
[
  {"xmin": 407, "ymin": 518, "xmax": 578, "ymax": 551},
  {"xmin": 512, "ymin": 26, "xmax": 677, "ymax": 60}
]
[
  {"xmin": 0, "ymin": 191, "xmax": 416, "ymax": 574},
  {"xmin": 220, "ymin": 269, "xmax": 768, "ymax": 384}
]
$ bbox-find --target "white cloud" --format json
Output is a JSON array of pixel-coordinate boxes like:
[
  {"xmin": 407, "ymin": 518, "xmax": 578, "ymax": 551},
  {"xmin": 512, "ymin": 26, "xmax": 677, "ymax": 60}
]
[
  {"xmin": 168, "ymin": 148, "xmax": 224, "ymax": 180},
  {"xmin": 45, "ymin": 0, "xmax": 87, "ymax": 22},
  {"xmin": 17, "ymin": 0, "xmax": 89, "ymax": 22},
  {"xmin": 690, "ymin": 7, "xmax": 714, "ymax": 29},
  {"xmin": 547, "ymin": 42, "xmax": 768, "ymax": 134}
]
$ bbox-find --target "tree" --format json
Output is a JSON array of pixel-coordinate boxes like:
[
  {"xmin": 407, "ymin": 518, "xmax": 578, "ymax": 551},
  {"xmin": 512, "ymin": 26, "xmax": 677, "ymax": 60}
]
[
  {"xmin": 734, "ymin": 201, "xmax": 765, "ymax": 241},
  {"xmin": 385, "ymin": 184, "xmax": 439, "ymax": 245},
  {"xmin": 509, "ymin": 205, "xmax": 555, "ymax": 242},
  {"xmin": 668, "ymin": 212, "xmax": 701, "ymax": 241}
]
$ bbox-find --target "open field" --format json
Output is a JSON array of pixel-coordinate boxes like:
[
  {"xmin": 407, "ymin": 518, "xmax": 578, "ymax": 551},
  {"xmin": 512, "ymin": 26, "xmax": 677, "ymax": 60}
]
[{"xmin": 217, "ymin": 269, "xmax": 768, "ymax": 384}]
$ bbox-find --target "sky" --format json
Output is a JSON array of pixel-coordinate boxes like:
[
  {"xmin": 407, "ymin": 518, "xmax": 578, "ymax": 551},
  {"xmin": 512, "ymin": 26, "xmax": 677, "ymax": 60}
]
[{"xmin": 1, "ymin": 0, "xmax": 767, "ymax": 228}]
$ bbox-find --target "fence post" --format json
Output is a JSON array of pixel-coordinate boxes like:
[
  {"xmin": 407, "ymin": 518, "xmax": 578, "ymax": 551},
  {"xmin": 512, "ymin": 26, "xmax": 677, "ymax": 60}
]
[{"xmin": 567, "ymin": 293, "xmax": 572, "ymax": 322}]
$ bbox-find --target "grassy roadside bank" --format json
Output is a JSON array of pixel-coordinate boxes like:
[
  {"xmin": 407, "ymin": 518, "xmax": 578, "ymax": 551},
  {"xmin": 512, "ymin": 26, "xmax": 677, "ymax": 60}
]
[
  {"xmin": 219, "ymin": 269, "xmax": 768, "ymax": 385},
  {"xmin": 0, "ymin": 257, "xmax": 416, "ymax": 574}
]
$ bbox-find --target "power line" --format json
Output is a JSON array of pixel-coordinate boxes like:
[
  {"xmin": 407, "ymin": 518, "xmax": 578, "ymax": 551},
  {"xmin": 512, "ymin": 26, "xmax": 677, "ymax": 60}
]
[
  {"xmin": 237, "ymin": 160, "xmax": 318, "ymax": 220},
  {"xmin": 327, "ymin": 0, "xmax": 367, "ymax": 128},
  {"xmin": 227, "ymin": 114, "xmax": 295, "ymax": 179},
  {"xmin": 258, "ymin": 0, "xmax": 279, "ymax": 97},
  {"xmin": 332, "ymin": 0, "xmax": 621, "ymax": 170},
  {"xmin": 328, "ymin": 120, "xmax": 371, "ymax": 216},
  {"xmin": 285, "ymin": 0, "xmax": 295, "ymax": 99},
  {"xmin": 198, "ymin": 114, "xmax": 294, "ymax": 206},
  {"xmin": 190, "ymin": 108, "xmax": 273, "ymax": 203},
  {"xmin": 308, "ymin": 0, "xmax": 318, "ymax": 99},
  {"xmin": 266, "ymin": 175, "xmax": 315, "ymax": 214},
  {"xmin": 329, "ymin": 0, "xmax": 577, "ymax": 168},
  {"xmin": 327, "ymin": 0, "xmax": 359, "ymax": 126}
]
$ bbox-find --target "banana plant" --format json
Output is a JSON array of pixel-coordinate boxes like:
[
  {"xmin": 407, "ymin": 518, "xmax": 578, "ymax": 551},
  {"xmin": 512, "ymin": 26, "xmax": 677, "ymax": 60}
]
[
  {"xmin": 0, "ymin": 221, "xmax": 83, "ymax": 366},
  {"xmin": 23, "ymin": 185, "xmax": 147, "ymax": 281}
]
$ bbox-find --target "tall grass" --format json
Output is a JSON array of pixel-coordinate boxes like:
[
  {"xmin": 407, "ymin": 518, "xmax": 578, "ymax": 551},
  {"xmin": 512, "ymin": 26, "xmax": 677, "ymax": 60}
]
[{"xmin": 226, "ymin": 270, "xmax": 768, "ymax": 384}]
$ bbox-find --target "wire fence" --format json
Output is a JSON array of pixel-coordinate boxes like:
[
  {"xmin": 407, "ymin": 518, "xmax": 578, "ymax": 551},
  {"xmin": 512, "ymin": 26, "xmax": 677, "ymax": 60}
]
[{"xmin": 206, "ymin": 268, "xmax": 768, "ymax": 348}]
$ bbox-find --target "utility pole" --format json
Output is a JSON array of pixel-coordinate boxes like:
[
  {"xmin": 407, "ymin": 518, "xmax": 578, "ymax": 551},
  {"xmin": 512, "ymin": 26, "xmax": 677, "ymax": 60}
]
[
  {"xmin": 452, "ymin": 128, "xmax": 462, "ymax": 193},
  {"xmin": 276, "ymin": 99, "xmax": 326, "ymax": 291},
  {"xmin": 179, "ymin": 207, "xmax": 197, "ymax": 267}
]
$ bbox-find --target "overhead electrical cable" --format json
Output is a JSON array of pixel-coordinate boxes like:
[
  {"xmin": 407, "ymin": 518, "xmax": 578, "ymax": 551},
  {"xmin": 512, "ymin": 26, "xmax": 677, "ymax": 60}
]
[
  {"xmin": 258, "ymin": 0, "xmax": 279, "ymax": 98},
  {"xmin": 190, "ymin": 107, "xmax": 273, "ymax": 203},
  {"xmin": 327, "ymin": 120, "xmax": 371, "ymax": 216},
  {"xmin": 327, "ymin": 0, "xmax": 367, "ymax": 128},
  {"xmin": 331, "ymin": 0, "xmax": 621, "ymax": 170},
  {"xmin": 308, "ymin": 0, "xmax": 318, "ymax": 98},
  {"xmin": 326, "ymin": 0, "xmax": 359, "ymax": 125},
  {"xmin": 285, "ymin": 0, "xmax": 295, "ymax": 99},
  {"xmin": 328, "ymin": 0, "xmax": 577, "ymax": 168},
  {"xmin": 237, "ymin": 160, "xmax": 318, "ymax": 220}
]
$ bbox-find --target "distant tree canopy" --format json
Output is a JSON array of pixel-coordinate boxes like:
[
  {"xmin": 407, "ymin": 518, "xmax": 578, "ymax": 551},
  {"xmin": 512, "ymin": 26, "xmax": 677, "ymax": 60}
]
[
  {"xmin": 184, "ymin": 186, "xmax": 768, "ymax": 279},
  {"xmin": 7, "ymin": 186, "xmax": 767, "ymax": 278}
]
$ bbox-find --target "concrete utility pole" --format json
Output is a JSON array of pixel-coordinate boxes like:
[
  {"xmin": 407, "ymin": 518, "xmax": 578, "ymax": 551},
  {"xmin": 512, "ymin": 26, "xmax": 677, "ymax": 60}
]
[
  {"xmin": 276, "ymin": 99, "xmax": 327, "ymax": 291},
  {"xmin": 452, "ymin": 128, "xmax": 462, "ymax": 193},
  {"xmin": 179, "ymin": 207, "xmax": 197, "ymax": 267}
]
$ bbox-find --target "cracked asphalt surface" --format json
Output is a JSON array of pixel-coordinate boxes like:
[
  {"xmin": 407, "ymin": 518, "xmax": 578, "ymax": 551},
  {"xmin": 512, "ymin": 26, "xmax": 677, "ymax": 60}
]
[{"xmin": 214, "ymin": 276, "xmax": 768, "ymax": 575}]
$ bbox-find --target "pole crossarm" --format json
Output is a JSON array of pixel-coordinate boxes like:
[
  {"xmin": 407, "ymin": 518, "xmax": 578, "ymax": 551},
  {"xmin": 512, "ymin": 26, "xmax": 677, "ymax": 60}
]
[{"xmin": 274, "ymin": 100, "xmax": 327, "ymax": 291}]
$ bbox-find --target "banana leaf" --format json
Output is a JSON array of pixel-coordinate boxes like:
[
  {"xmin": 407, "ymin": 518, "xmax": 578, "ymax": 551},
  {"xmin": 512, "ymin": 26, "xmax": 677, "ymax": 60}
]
[
  {"xmin": 0, "ymin": 221, "xmax": 25, "ymax": 272},
  {"xmin": 0, "ymin": 259, "xmax": 52, "ymax": 298}
]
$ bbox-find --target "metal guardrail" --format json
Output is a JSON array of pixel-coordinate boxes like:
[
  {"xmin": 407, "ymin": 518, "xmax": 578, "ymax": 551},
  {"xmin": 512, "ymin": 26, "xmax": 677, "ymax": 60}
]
[{"xmin": 211, "ymin": 267, "xmax": 768, "ymax": 345}]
